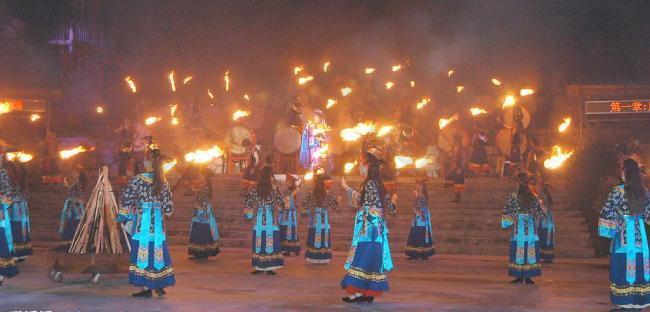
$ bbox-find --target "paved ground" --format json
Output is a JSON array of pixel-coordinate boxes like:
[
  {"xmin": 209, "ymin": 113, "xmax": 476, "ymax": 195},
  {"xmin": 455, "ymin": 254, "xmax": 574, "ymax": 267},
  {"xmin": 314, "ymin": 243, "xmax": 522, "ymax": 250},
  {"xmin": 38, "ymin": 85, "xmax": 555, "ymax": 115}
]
[{"xmin": 0, "ymin": 246, "xmax": 614, "ymax": 312}]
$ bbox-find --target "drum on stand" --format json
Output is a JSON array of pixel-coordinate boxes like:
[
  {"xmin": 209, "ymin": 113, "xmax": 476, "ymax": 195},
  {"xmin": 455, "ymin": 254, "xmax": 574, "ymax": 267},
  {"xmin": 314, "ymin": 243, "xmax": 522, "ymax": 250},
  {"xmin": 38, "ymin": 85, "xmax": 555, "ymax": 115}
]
[
  {"xmin": 495, "ymin": 128, "xmax": 529, "ymax": 158},
  {"xmin": 273, "ymin": 126, "xmax": 302, "ymax": 173},
  {"xmin": 227, "ymin": 126, "xmax": 254, "ymax": 156}
]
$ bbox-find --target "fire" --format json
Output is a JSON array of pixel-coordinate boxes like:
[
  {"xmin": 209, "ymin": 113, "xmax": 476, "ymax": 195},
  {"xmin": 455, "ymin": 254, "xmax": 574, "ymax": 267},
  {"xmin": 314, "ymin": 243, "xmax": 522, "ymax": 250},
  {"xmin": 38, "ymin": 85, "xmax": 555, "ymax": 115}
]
[
  {"xmin": 163, "ymin": 159, "xmax": 177, "ymax": 172},
  {"xmin": 322, "ymin": 62, "xmax": 330, "ymax": 72},
  {"xmin": 520, "ymin": 88, "xmax": 535, "ymax": 96},
  {"xmin": 410, "ymin": 81, "xmax": 415, "ymax": 88},
  {"xmin": 438, "ymin": 114, "xmax": 459, "ymax": 129},
  {"xmin": 207, "ymin": 89, "xmax": 214, "ymax": 99},
  {"xmin": 415, "ymin": 157, "xmax": 431, "ymax": 169},
  {"xmin": 232, "ymin": 110, "xmax": 251, "ymax": 121},
  {"xmin": 470, "ymin": 107, "xmax": 488, "ymax": 116},
  {"xmin": 416, "ymin": 97, "xmax": 431, "ymax": 110},
  {"xmin": 340, "ymin": 128, "xmax": 362, "ymax": 142},
  {"xmin": 30, "ymin": 114, "xmax": 41, "ymax": 122},
  {"xmin": 394, "ymin": 156, "xmax": 414, "ymax": 169},
  {"xmin": 543, "ymin": 146, "xmax": 574, "ymax": 170},
  {"xmin": 224, "ymin": 70, "xmax": 231, "ymax": 91},
  {"xmin": 364, "ymin": 68, "xmax": 375, "ymax": 74},
  {"xmin": 96, "ymin": 106, "xmax": 104, "ymax": 113},
  {"xmin": 491, "ymin": 78, "xmax": 502, "ymax": 86},
  {"xmin": 456, "ymin": 86, "xmax": 464, "ymax": 93},
  {"xmin": 392, "ymin": 64, "xmax": 402, "ymax": 72},
  {"xmin": 353, "ymin": 122, "xmax": 376, "ymax": 136},
  {"xmin": 298, "ymin": 76, "xmax": 314, "ymax": 85},
  {"xmin": 340, "ymin": 87, "xmax": 353, "ymax": 97},
  {"xmin": 168, "ymin": 71, "xmax": 176, "ymax": 92},
  {"xmin": 447, "ymin": 70, "xmax": 454, "ymax": 77},
  {"xmin": 183, "ymin": 76, "xmax": 193, "ymax": 85},
  {"xmin": 244, "ymin": 94, "xmax": 250, "ymax": 101},
  {"xmin": 502, "ymin": 95, "xmax": 517, "ymax": 108},
  {"xmin": 313, "ymin": 144, "xmax": 330, "ymax": 159},
  {"xmin": 60, "ymin": 146, "xmax": 88, "ymax": 159},
  {"xmin": 124, "ymin": 76, "xmax": 137, "ymax": 93},
  {"xmin": 344, "ymin": 161, "xmax": 358, "ymax": 174},
  {"xmin": 170, "ymin": 117, "xmax": 179, "ymax": 126},
  {"xmin": 385, "ymin": 82, "xmax": 395, "ymax": 90},
  {"xmin": 145, "ymin": 116, "xmax": 162, "ymax": 126},
  {"xmin": 340, "ymin": 122, "xmax": 376, "ymax": 141},
  {"xmin": 294, "ymin": 66, "xmax": 303, "ymax": 75},
  {"xmin": 184, "ymin": 146, "xmax": 224, "ymax": 164},
  {"xmin": 303, "ymin": 171, "xmax": 314, "ymax": 181},
  {"xmin": 376, "ymin": 125, "xmax": 395, "ymax": 137},
  {"xmin": 326, "ymin": 99, "xmax": 337, "ymax": 109},
  {"xmin": 170, "ymin": 104, "xmax": 178, "ymax": 116},
  {"xmin": 558, "ymin": 117, "xmax": 572, "ymax": 133},
  {"xmin": 6, "ymin": 152, "xmax": 33, "ymax": 163}
]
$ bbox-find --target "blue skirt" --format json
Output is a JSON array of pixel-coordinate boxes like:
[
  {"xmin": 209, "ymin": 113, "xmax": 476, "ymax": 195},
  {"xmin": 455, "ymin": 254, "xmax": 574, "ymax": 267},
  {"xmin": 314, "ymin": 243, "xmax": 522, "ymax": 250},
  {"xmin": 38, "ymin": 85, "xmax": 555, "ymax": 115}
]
[
  {"xmin": 0, "ymin": 230, "xmax": 18, "ymax": 278},
  {"xmin": 10, "ymin": 220, "xmax": 32, "ymax": 259},
  {"xmin": 405, "ymin": 226, "xmax": 435, "ymax": 259},
  {"xmin": 341, "ymin": 241, "xmax": 390, "ymax": 295},
  {"xmin": 538, "ymin": 226, "xmax": 555, "ymax": 262},
  {"xmin": 251, "ymin": 229, "xmax": 283, "ymax": 271},
  {"xmin": 279, "ymin": 224, "xmax": 301, "ymax": 254},
  {"xmin": 58, "ymin": 219, "xmax": 80, "ymax": 251},
  {"xmin": 508, "ymin": 241, "xmax": 541, "ymax": 278},
  {"xmin": 609, "ymin": 252, "xmax": 650, "ymax": 308},
  {"xmin": 305, "ymin": 227, "xmax": 331, "ymax": 263},
  {"xmin": 188, "ymin": 222, "xmax": 220, "ymax": 258},
  {"xmin": 128, "ymin": 239, "xmax": 175, "ymax": 289}
]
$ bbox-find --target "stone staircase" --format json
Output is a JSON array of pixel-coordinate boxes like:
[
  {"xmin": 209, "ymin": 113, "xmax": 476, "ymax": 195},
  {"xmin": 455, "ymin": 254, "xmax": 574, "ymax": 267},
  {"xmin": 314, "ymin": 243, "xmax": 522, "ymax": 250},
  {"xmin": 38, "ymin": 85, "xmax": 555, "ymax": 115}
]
[{"xmin": 27, "ymin": 174, "xmax": 595, "ymax": 258}]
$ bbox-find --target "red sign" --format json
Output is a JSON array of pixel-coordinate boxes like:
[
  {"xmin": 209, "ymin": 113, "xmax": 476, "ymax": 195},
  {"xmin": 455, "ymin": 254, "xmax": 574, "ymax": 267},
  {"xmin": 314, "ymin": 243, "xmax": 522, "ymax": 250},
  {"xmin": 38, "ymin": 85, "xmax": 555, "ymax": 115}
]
[{"xmin": 585, "ymin": 100, "xmax": 650, "ymax": 115}]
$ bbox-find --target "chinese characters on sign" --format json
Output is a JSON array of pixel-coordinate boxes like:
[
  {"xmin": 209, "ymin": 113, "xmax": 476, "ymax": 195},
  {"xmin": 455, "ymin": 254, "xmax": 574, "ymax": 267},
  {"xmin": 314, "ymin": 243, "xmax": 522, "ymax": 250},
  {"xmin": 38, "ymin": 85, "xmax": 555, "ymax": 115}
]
[{"xmin": 585, "ymin": 100, "xmax": 650, "ymax": 115}]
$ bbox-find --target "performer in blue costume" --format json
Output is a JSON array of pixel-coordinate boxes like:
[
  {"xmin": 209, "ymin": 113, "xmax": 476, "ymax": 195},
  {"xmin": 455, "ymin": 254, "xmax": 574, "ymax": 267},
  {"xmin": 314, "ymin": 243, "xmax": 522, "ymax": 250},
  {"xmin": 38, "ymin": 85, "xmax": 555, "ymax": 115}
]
[
  {"xmin": 243, "ymin": 166, "xmax": 284, "ymax": 275},
  {"xmin": 8, "ymin": 162, "xmax": 32, "ymax": 261},
  {"xmin": 279, "ymin": 175, "xmax": 301, "ymax": 256},
  {"xmin": 58, "ymin": 168, "xmax": 87, "ymax": 251},
  {"xmin": 532, "ymin": 174, "xmax": 555, "ymax": 263},
  {"xmin": 117, "ymin": 147, "xmax": 175, "ymax": 297},
  {"xmin": 340, "ymin": 145, "xmax": 396, "ymax": 304},
  {"xmin": 0, "ymin": 152, "xmax": 19, "ymax": 286},
  {"xmin": 299, "ymin": 109, "xmax": 330, "ymax": 170},
  {"xmin": 302, "ymin": 172, "xmax": 338, "ymax": 264},
  {"xmin": 188, "ymin": 171, "xmax": 220, "ymax": 260},
  {"xmin": 405, "ymin": 178, "xmax": 435, "ymax": 260},
  {"xmin": 599, "ymin": 159, "xmax": 650, "ymax": 312},
  {"xmin": 501, "ymin": 172, "xmax": 546, "ymax": 284}
]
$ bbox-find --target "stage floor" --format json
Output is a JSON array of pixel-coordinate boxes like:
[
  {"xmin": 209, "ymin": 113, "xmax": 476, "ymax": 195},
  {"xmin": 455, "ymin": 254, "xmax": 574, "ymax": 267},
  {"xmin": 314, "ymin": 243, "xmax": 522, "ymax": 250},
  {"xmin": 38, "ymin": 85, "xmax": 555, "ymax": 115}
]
[{"xmin": 0, "ymin": 246, "xmax": 612, "ymax": 311}]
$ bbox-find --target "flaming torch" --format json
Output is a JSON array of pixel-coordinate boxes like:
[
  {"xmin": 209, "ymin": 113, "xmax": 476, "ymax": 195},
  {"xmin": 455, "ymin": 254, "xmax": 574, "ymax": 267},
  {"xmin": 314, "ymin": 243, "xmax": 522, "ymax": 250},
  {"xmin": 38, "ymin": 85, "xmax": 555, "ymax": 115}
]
[
  {"xmin": 294, "ymin": 66, "xmax": 304, "ymax": 75},
  {"xmin": 183, "ymin": 76, "xmax": 193, "ymax": 85},
  {"xmin": 124, "ymin": 76, "xmax": 137, "ymax": 93},
  {"xmin": 303, "ymin": 171, "xmax": 314, "ymax": 181},
  {"xmin": 410, "ymin": 81, "xmax": 415, "ymax": 88},
  {"xmin": 456, "ymin": 86, "xmax": 465, "ymax": 93},
  {"xmin": 168, "ymin": 71, "xmax": 176, "ymax": 92},
  {"xmin": 385, "ymin": 81, "xmax": 395, "ymax": 90},
  {"xmin": 185, "ymin": 146, "xmax": 224, "ymax": 164},
  {"xmin": 60, "ymin": 146, "xmax": 88, "ymax": 159},
  {"xmin": 392, "ymin": 64, "xmax": 402, "ymax": 72},
  {"xmin": 326, "ymin": 99, "xmax": 337, "ymax": 109},
  {"xmin": 298, "ymin": 76, "xmax": 314, "ymax": 85},
  {"xmin": 6, "ymin": 152, "xmax": 33, "ymax": 163},
  {"xmin": 340, "ymin": 128, "xmax": 363, "ymax": 142},
  {"xmin": 365, "ymin": 68, "xmax": 375, "ymax": 74},
  {"xmin": 96, "ymin": 106, "xmax": 104, "ymax": 114},
  {"xmin": 394, "ymin": 156, "xmax": 414, "ymax": 169},
  {"xmin": 416, "ymin": 97, "xmax": 431, "ymax": 110},
  {"xmin": 224, "ymin": 70, "xmax": 231, "ymax": 92},
  {"xmin": 340, "ymin": 87, "xmax": 353, "ymax": 97},
  {"xmin": 543, "ymin": 146, "xmax": 574, "ymax": 170},
  {"xmin": 502, "ymin": 95, "xmax": 517, "ymax": 108},
  {"xmin": 322, "ymin": 62, "xmax": 330, "ymax": 72},
  {"xmin": 491, "ymin": 78, "xmax": 502, "ymax": 86},
  {"xmin": 558, "ymin": 117, "xmax": 571, "ymax": 133},
  {"xmin": 145, "ymin": 116, "xmax": 162, "ymax": 126},
  {"xmin": 415, "ymin": 157, "xmax": 431, "ymax": 169},
  {"xmin": 30, "ymin": 114, "xmax": 41, "ymax": 122},
  {"xmin": 447, "ymin": 70, "xmax": 455, "ymax": 77},
  {"xmin": 438, "ymin": 114, "xmax": 459, "ymax": 129},
  {"xmin": 376, "ymin": 125, "xmax": 395, "ymax": 137},
  {"xmin": 207, "ymin": 89, "xmax": 214, "ymax": 99},
  {"xmin": 163, "ymin": 159, "xmax": 178, "ymax": 172},
  {"xmin": 470, "ymin": 107, "xmax": 488, "ymax": 116},
  {"xmin": 232, "ymin": 110, "xmax": 251, "ymax": 121},
  {"xmin": 520, "ymin": 88, "xmax": 535, "ymax": 96},
  {"xmin": 344, "ymin": 161, "xmax": 358, "ymax": 174}
]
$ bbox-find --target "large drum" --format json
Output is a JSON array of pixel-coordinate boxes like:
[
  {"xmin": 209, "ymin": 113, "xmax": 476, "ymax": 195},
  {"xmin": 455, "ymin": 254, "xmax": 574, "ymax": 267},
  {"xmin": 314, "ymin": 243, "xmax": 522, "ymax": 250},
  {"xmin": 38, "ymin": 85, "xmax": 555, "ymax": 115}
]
[
  {"xmin": 496, "ymin": 128, "xmax": 529, "ymax": 157},
  {"xmin": 274, "ymin": 126, "xmax": 302, "ymax": 155},
  {"xmin": 227, "ymin": 126, "xmax": 253, "ymax": 155},
  {"xmin": 437, "ymin": 127, "xmax": 470, "ymax": 153},
  {"xmin": 501, "ymin": 106, "xmax": 531, "ymax": 129}
]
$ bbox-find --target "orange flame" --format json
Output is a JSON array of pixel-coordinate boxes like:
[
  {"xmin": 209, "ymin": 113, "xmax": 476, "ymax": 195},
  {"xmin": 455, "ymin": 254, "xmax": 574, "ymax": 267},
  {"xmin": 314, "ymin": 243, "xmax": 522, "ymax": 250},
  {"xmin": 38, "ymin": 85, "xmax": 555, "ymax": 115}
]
[
  {"xmin": 415, "ymin": 157, "xmax": 431, "ymax": 169},
  {"xmin": 416, "ymin": 97, "xmax": 431, "ymax": 110},
  {"xmin": 491, "ymin": 78, "xmax": 502, "ymax": 86},
  {"xmin": 365, "ymin": 68, "xmax": 375, "ymax": 74},
  {"xmin": 520, "ymin": 88, "xmax": 535, "ymax": 96},
  {"xmin": 394, "ymin": 156, "xmax": 414, "ymax": 169},
  {"xmin": 410, "ymin": 81, "xmax": 415, "ymax": 88},
  {"xmin": 207, "ymin": 89, "xmax": 214, "ymax": 99},
  {"xmin": 183, "ymin": 76, "xmax": 193, "ymax": 85},
  {"xmin": 344, "ymin": 161, "xmax": 358, "ymax": 174},
  {"xmin": 447, "ymin": 70, "xmax": 454, "ymax": 77},
  {"xmin": 438, "ymin": 114, "xmax": 459, "ymax": 129},
  {"xmin": 163, "ymin": 159, "xmax": 177, "ymax": 172},
  {"xmin": 376, "ymin": 125, "xmax": 395, "ymax": 137},
  {"xmin": 124, "ymin": 76, "xmax": 137, "ymax": 93},
  {"xmin": 502, "ymin": 95, "xmax": 517, "ymax": 108},
  {"xmin": 385, "ymin": 81, "xmax": 395, "ymax": 90},
  {"xmin": 313, "ymin": 144, "xmax": 330, "ymax": 159},
  {"xmin": 6, "ymin": 152, "xmax": 33, "ymax": 163},
  {"xmin": 303, "ymin": 171, "xmax": 314, "ymax": 181},
  {"xmin": 224, "ymin": 70, "xmax": 231, "ymax": 92},
  {"xmin": 145, "ymin": 116, "xmax": 162, "ymax": 126},
  {"xmin": 326, "ymin": 99, "xmax": 337, "ymax": 109},
  {"xmin": 543, "ymin": 146, "xmax": 574, "ymax": 169},
  {"xmin": 298, "ymin": 76, "xmax": 314, "ymax": 85},
  {"xmin": 340, "ymin": 121, "xmax": 376, "ymax": 141},
  {"xmin": 470, "ymin": 107, "xmax": 488, "ymax": 116},
  {"xmin": 294, "ymin": 66, "xmax": 303, "ymax": 75},
  {"xmin": 170, "ymin": 104, "xmax": 178, "ymax": 116},
  {"xmin": 456, "ymin": 86, "xmax": 464, "ymax": 93},
  {"xmin": 168, "ymin": 71, "xmax": 176, "ymax": 92},
  {"xmin": 340, "ymin": 87, "xmax": 352, "ymax": 97},
  {"xmin": 96, "ymin": 106, "xmax": 104, "ymax": 114},
  {"xmin": 392, "ymin": 64, "xmax": 402, "ymax": 72},
  {"xmin": 184, "ymin": 146, "xmax": 224, "ymax": 164},
  {"xmin": 30, "ymin": 114, "xmax": 41, "ymax": 122},
  {"xmin": 322, "ymin": 62, "xmax": 330, "ymax": 72},
  {"xmin": 232, "ymin": 110, "xmax": 251, "ymax": 121},
  {"xmin": 60, "ymin": 146, "xmax": 88, "ymax": 159},
  {"xmin": 558, "ymin": 117, "xmax": 571, "ymax": 133},
  {"xmin": 170, "ymin": 117, "xmax": 179, "ymax": 126}
]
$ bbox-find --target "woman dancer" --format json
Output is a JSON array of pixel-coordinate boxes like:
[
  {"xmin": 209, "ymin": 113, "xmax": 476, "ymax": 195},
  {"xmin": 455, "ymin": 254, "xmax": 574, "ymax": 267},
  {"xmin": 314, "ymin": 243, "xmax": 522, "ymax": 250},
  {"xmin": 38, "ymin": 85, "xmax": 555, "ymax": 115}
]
[
  {"xmin": 243, "ymin": 166, "xmax": 284, "ymax": 275},
  {"xmin": 9, "ymin": 161, "xmax": 31, "ymax": 261},
  {"xmin": 302, "ymin": 172, "xmax": 338, "ymax": 264},
  {"xmin": 117, "ymin": 147, "xmax": 175, "ymax": 297},
  {"xmin": 405, "ymin": 178, "xmax": 435, "ymax": 260},
  {"xmin": 279, "ymin": 175, "xmax": 301, "ymax": 256},
  {"xmin": 58, "ymin": 167, "xmax": 87, "ymax": 250},
  {"xmin": 340, "ymin": 145, "xmax": 396, "ymax": 303},
  {"xmin": 0, "ymin": 152, "xmax": 18, "ymax": 285},
  {"xmin": 188, "ymin": 171, "xmax": 220, "ymax": 260}
]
